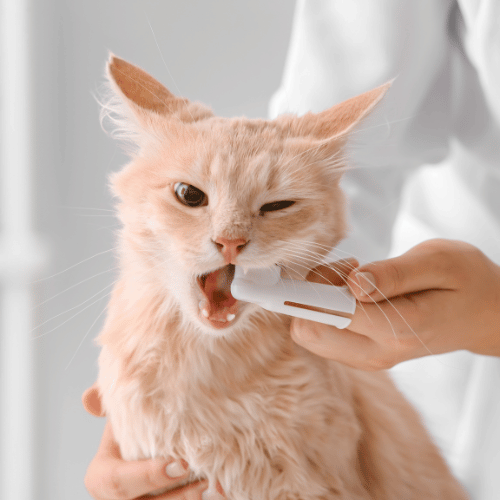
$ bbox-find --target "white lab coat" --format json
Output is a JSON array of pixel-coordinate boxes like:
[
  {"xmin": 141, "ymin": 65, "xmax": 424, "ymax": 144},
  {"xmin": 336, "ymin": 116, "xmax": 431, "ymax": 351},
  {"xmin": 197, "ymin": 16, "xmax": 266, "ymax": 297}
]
[{"xmin": 270, "ymin": 1, "xmax": 500, "ymax": 498}]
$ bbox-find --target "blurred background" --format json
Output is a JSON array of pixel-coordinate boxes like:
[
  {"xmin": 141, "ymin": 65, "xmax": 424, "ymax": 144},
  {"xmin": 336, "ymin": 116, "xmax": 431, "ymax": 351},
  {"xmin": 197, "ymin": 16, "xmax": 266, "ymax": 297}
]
[{"xmin": 0, "ymin": 1, "xmax": 295, "ymax": 498}]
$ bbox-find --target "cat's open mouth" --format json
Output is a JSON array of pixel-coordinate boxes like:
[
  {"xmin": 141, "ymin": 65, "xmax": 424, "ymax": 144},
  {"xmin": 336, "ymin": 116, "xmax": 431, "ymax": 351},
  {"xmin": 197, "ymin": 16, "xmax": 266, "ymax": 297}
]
[{"xmin": 196, "ymin": 264, "xmax": 238, "ymax": 328}]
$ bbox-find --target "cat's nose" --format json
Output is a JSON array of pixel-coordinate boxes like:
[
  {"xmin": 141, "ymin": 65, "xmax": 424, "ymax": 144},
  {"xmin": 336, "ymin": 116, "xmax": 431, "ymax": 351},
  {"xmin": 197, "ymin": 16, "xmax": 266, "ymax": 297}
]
[{"xmin": 213, "ymin": 237, "xmax": 249, "ymax": 264}]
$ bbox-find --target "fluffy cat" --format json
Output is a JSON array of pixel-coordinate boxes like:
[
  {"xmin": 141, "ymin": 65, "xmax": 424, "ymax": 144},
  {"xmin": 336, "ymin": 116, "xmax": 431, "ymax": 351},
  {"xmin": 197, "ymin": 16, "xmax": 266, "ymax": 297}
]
[{"xmin": 95, "ymin": 55, "xmax": 468, "ymax": 499}]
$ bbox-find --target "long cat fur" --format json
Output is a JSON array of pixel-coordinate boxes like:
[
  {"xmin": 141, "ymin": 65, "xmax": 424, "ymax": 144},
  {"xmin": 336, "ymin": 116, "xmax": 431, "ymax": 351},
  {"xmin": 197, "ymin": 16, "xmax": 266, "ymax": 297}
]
[{"xmin": 95, "ymin": 55, "xmax": 468, "ymax": 499}]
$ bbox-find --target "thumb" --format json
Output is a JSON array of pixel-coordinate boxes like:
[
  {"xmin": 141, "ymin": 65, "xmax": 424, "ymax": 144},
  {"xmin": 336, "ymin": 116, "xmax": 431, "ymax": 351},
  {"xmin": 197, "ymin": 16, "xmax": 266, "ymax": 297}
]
[{"xmin": 347, "ymin": 243, "xmax": 454, "ymax": 302}]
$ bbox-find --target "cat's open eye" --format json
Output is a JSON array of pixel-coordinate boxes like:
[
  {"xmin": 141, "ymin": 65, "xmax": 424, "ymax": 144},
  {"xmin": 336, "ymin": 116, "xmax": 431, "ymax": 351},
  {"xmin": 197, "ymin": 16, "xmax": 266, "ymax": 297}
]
[
  {"xmin": 174, "ymin": 182, "xmax": 208, "ymax": 208},
  {"xmin": 259, "ymin": 200, "xmax": 296, "ymax": 214}
]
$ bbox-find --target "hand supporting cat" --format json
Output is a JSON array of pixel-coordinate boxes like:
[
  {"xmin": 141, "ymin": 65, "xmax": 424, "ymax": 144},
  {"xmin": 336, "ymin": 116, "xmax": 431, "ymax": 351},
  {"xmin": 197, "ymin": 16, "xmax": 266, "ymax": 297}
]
[
  {"xmin": 292, "ymin": 239, "xmax": 500, "ymax": 369},
  {"xmin": 83, "ymin": 386, "xmax": 213, "ymax": 500}
]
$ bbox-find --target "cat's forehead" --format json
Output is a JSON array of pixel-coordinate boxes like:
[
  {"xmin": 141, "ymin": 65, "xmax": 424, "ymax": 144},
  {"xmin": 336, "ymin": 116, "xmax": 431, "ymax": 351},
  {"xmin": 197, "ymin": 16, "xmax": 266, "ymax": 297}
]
[
  {"xmin": 201, "ymin": 116, "xmax": 289, "ymax": 155},
  {"xmin": 179, "ymin": 117, "xmax": 296, "ymax": 184}
]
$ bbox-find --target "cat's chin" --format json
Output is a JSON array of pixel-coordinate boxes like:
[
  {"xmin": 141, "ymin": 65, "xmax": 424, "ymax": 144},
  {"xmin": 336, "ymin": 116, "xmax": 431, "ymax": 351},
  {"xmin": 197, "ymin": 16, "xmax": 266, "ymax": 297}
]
[
  {"xmin": 198, "ymin": 309, "xmax": 240, "ymax": 330},
  {"xmin": 192, "ymin": 302, "xmax": 257, "ymax": 337}
]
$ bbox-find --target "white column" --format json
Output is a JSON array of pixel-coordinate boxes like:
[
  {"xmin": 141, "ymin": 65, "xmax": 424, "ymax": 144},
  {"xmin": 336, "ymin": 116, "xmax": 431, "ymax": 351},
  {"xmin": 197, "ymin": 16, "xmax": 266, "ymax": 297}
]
[{"xmin": 0, "ymin": 1, "xmax": 48, "ymax": 499}]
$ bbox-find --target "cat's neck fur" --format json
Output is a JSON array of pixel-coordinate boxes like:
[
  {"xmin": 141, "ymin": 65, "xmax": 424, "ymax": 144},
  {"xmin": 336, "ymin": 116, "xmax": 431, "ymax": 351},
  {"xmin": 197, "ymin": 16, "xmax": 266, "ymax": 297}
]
[{"xmin": 99, "ymin": 233, "xmax": 291, "ymax": 393}]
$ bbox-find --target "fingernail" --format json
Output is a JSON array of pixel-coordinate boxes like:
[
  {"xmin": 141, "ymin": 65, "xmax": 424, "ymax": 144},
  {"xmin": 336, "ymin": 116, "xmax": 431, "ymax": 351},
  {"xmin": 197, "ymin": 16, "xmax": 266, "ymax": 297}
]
[
  {"xmin": 355, "ymin": 272, "xmax": 376, "ymax": 296},
  {"xmin": 165, "ymin": 460, "xmax": 188, "ymax": 478}
]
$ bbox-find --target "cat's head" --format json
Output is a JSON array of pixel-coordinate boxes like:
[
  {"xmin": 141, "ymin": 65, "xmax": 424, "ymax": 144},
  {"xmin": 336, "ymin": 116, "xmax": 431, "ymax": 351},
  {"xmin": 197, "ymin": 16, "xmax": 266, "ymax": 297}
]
[{"xmin": 102, "ymin": 55, "xmax": 389, "ymax": 336}]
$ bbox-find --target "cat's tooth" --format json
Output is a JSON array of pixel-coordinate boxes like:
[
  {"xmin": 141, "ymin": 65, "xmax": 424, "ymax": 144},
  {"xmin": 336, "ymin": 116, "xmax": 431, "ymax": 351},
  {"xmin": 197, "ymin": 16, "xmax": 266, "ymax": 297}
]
[
  {"xmin": 202, "ymin": 308, "xmax": 209, "ymax": 318},
  {"xmin": 227, "ymin": 313, "xmax": 235, "ymax": 321}
]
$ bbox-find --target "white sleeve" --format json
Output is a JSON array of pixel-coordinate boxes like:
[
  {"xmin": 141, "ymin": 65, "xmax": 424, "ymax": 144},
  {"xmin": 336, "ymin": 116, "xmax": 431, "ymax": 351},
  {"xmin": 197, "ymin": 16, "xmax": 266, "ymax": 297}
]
[{"xmin": 270, "ymin": 0, "xmax": 455, "ymax": 262}]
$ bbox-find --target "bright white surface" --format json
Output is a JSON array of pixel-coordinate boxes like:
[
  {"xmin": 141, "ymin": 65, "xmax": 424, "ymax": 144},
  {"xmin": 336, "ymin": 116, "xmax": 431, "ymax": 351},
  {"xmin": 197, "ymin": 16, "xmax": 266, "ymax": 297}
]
[{"xmin": 232, "ymin": 266, "xmax": 355, "ymax": 329}]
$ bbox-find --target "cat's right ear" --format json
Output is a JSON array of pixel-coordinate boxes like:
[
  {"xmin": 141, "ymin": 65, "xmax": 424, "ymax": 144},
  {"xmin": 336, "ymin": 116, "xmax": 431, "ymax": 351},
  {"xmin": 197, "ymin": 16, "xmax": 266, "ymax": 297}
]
[
  {"xmin": 101, "ymin": 54, "xmax": 213, "ymax": 143},
  {"xmin": 288, "ymin": 81, "xmax": 392, "ymax": 142}
]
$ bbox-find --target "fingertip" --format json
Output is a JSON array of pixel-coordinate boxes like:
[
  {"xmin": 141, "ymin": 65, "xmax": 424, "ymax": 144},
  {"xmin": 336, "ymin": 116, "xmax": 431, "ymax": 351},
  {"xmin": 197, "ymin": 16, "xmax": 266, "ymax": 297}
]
[
  {"xmin": 82, "ymin": 385, "xmax": 104, "ymax": 417},
  {"xmin": 290, "ymin": 318, "xmax": 320, "ymax": 344},
  {"xmin": 164, "ymin": 459, "xmax": 189, "ymax": 479},
  {"xmin": 348, "ymin": 270, "xmax": 377, "ymax": 300}
]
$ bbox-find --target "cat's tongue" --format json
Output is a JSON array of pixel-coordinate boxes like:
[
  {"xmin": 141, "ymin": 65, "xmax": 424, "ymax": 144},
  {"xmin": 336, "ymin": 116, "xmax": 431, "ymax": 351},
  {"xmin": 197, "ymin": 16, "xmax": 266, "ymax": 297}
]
[{"xmin": 199, "ymin": 265, "xmax": 238, "ymax": 323}]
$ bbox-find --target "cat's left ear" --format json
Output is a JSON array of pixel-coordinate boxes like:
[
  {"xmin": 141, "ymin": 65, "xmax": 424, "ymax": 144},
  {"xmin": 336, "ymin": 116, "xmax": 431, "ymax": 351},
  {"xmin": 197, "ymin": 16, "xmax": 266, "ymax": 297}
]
[
  {"xmin": 289, "ymin": 81, "xmax": 392, "ymax": 141},
  {"xmin": 103, "ymin": 55, "xmax": 213, "ymax": 141}
]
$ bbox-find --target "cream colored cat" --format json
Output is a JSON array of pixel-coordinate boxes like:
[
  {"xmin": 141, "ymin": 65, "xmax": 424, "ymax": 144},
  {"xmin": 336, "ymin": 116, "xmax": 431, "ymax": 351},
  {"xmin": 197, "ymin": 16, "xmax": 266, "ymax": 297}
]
[{"xmin": 96, "ymin": 55, "xmax": 468, "ymax": 499}]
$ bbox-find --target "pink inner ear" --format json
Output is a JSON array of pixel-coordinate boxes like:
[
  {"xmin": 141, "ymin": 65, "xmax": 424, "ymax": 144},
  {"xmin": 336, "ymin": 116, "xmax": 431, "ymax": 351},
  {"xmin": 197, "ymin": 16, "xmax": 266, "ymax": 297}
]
[
  {"xmin": 108, "ymin": 55, "xmax": 176, "ymax": 114},
  {"xmin": 292, "ymin": 81, "xmax": 392, "ymax": 140},
  {"xmin": 106, "ymin": 55, "xmax": 214, "ymax": 124}
]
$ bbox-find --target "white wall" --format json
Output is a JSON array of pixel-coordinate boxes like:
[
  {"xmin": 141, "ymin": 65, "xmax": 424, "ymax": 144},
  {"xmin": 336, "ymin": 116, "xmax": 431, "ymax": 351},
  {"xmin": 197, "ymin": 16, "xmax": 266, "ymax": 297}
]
[{"xmin": 0, "ymin": 1, "xmax": 295, "ymax": 498}]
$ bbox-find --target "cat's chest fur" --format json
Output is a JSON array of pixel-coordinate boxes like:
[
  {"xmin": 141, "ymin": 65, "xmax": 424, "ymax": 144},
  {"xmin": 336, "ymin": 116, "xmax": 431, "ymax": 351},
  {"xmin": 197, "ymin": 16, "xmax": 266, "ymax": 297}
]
[{"xmin": 98, "ymin": 309, "xmax": 364, "ymax": 498}]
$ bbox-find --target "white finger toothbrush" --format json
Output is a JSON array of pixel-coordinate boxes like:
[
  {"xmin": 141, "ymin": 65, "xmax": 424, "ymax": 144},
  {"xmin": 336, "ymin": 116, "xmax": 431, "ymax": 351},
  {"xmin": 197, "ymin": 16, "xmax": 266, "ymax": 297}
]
[{"xmin": 231, "ymin": 266, "xmax": 356, "ymax": 329}]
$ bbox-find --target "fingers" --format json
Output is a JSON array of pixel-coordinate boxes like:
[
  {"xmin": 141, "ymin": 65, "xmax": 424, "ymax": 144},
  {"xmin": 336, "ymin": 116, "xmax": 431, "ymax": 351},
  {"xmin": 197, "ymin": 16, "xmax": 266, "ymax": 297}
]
[
  {"xmin": 291, "ymin": 288, "xmax": 452, "ymax": 369},
  {"xmin": 103, "ymin": 458, "xmax": 191, "ymax": 500},
  {"xmin": 85, "ymin": 421, "xmax": 196, "ymax": 500},
  {"xmin": 306, "ymin": 258, "xmax": 359, "ymax": 286},
  {"xmin": 83, "ymin": 384, "xmax": 105, "ymax": 417},
  {"xmin": 291, "ymin": 318, "xmax": 380, "ymax": 368},
  {"xmin": 348, "ymin": 240, "xmax": 459, "ymax": 302},
  {"xmin": 292, "ymin": 240, "xmax": 490, "ymax": 369},
  {"xmin": 150, "ymin": 479, "xmax": 209, "ymax": 499},
  {"xmin": 85, "ymin": 455, "xmax": 195, "ymax": 500}
]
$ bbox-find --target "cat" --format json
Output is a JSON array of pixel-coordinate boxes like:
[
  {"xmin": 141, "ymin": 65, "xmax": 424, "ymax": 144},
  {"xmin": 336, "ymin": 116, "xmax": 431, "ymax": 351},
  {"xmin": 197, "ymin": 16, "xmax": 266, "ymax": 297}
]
[{"xmin": 95, "ymin": 55, "xmax": 468, "ymax": 499}]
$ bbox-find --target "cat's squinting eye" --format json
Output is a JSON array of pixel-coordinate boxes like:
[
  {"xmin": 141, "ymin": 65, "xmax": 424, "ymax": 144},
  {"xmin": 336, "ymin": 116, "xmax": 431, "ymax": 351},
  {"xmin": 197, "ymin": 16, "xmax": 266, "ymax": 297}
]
[
  {"xmin": 174, "ymin": 182, "xmax": 208, "ymax": 208},
  {"xmin": 259, "ymin": 200, "xmax": 296, "ymax": 214}
]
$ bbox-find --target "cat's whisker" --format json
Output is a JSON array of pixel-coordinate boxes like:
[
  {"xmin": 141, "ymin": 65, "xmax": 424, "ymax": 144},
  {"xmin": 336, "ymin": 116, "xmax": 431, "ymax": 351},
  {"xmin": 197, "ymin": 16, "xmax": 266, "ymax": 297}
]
[
  {"xmin": 287, "ymin": 239, "xmax": 374, "ymax": 268},
  {"xmin": 34, "ymin": 266, "xmax": 119, "ymax": 309},
  {"xmin": 279, "ymin": 248, "xmax": 349, "ymax": 278},
  {"xmin": 74, "ymin": 213, "xmax": 118, "ymax": 218},
  {"xmin": 280, "ymin": 243, "xmax": 349, "ymax": 271},
  {"xmin": 146, "ymin": 15, "xmax": 210, "ymax": 157},
  {"xmin": 278, "ymin": 254, "xmax": 374, "ymax": 324},
  {"xmin": 278, "ymin": 253, "xmax": 355, "ymax": 306},
  {"xmin": 299, "ymin": 154, "xmax": 348, "ymax": 173},
  {"xmin": 280, "ymin": 252, "xmax": 345, "ymax": 279},
  {"xmin": 347, "ymin": 114, "xmax": 414, "ymax": 137},
  {"xmin": 277, "ymin": 262, "xmax": 324, "ymax": 306},
  {"xmin": 282, "ymin": 240, "xmax": 332, "ymax": 260},
  {"xmin": 32, "ymin": 287, "xmax": 114, "ymax": 340},
  {"xmin": 279, "ymin": 252, "xmax": 343, "ymax": 286},
  {"xmin": 284, "ymin": 243, "xmax": 434, "ymax": 352},
  {"xmin": 357, "ymin": 197, "xmax": 401, "ymax": 222},
  {"xmin": 280, "ymin": 143, "xmax": 343, "ymax": 172},
  {"xmin": 280, "ymin": 250, "xmax": 396, "ymax": 337},
  {"xmin": 30, "ymin": 247, "xmax": 116, "ymax": 284},
  {"xmin": 34, "ymin": 248, "xmax": 173, "ymax": 340},
  {"xmin": 284, "ymin": 248, "xmax": 407, "ymax": 340},
  {"xmin": 279, "ymin": 253, "xmax": 353, "ymax": 295},
  {"xmin": 64, "ymin": 302, "xmax": 109, "ymax": 371},
  {"xmin": 63, "ymin": 206, "xmax": 117, "ymax": 212},
  {"xmin": 31, "ymin": 280, "xmax": 118, "ymax": 337}
]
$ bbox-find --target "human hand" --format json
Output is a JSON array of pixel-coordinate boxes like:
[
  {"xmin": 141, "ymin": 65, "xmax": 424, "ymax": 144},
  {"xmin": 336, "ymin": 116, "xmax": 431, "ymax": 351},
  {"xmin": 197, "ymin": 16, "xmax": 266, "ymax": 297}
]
[
  {"xmin": 291, "ymin": 239, "xmax": 500, "ymax": 370},
  {"xmin": 82, "ymin": 385, "xmax": 213, "ymax": 500}
]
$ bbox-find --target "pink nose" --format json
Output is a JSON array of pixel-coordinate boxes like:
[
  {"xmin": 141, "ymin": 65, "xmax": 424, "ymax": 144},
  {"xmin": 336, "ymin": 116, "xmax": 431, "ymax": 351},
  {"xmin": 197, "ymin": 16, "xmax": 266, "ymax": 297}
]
[{"xmin": 213, "ymin": 237, "xmax": 248, "ymax": 264}]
